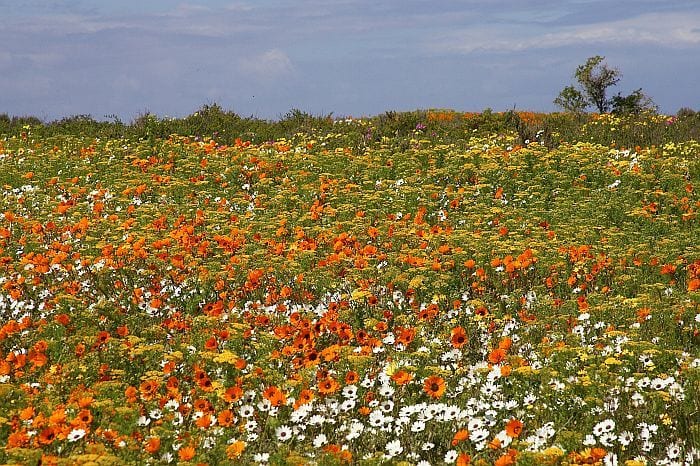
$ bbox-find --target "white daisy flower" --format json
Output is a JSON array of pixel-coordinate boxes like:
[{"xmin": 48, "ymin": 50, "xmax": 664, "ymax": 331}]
[
  {"xmin": 593, "ymin": 419, "xmax": 615, "ymax": 436},
  {"xmin": 340, "ymin": 399, "xmax": 356, "ymax": 412},
  {"xmin": 253, "ymin": 452, "xmax": 270, "ymax": 463},
  {"xmin": 385, "ymin": 439, "xmax": 403, "ymax": 457},
  {"xmin": 67, "ymin": 428, "xmax": 86, "ymax": 442},
  {"xmin": 618, "ymin": 431, "xmax": 634, "ymax": 446},
  {"xmin": 444, "ymin": 450, "xmax": 458, "ymax": 463},
  {"xmin": 313, "ymin": 433, "xmax": 328, "ymax": 448},
  {"xmin": 468, "ymin": 418, "xmax": 484, "ymax": 431},
  {"xmin": 411, "ymin": 420, "xmax": 426, "ymax": 432},
  {"xmin": 470, "ymin": 428, "xmax": 489, "ymax": 442},
  {"xmin": 342, "ymin": 385, "xmax": 358, "ymax": 399},
  {"xmin": 275, "ymin": 425, "xmax": 293, "ymax": 442},
  {"xmin": 378, "ymin": 384, "xmax": 395, "ymax": 398},
  {"xmin": 239, "ymin": 405, "xmax": 255, "ymax": 418}
]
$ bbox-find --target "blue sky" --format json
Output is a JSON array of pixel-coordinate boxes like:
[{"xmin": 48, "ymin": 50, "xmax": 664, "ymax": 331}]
[{"xmin": 1, "ymin": 0, "xmax": 698, "ymax": 121}]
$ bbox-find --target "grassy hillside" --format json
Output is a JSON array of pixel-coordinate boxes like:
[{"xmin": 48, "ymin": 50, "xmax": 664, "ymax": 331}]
[{"xmin": 0, "ymin": 111, "xmax": 699, "ymax": 465}]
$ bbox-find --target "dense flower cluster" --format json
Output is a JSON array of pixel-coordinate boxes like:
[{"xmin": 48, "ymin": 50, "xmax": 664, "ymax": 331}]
[{"xmin": 0, "ymin": 122, "xmax": 698, "ymax": 465}]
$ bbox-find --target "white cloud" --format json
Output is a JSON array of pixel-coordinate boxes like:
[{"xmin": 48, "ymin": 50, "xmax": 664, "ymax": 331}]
[
  {"xmin": 239, "ymin": 49, "xmax": 294, "ymax": 79},
  {"xmin": 429, "ymin": 12, "xmax": 700, "ymax": 54}
]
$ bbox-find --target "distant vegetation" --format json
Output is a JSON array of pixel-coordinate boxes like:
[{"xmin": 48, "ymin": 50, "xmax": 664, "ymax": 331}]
[
  {"xmin": 554, "ymin": 56, "xmax": 657, "ymax": 115},
  {"xmin": 2, "ymin": 103, "xmax": 700, "ymax": 151}
]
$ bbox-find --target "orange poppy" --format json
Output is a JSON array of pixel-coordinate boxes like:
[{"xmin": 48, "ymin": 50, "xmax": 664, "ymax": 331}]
[
  {"xmin": 317, "ymin": 376, "xmax": 340, "ymax": 395},
  {"xmin": 452, "ymin": 429, "xmax": 469, "ymax": 446},
  {"xmin": 345, "ymin": 371, "xmax": 359, "ymax": 384},
  {"xmin": 294, "ymin": 389, "xmax": 315, "ymax": 409},
  {"xmin": 223, "ymin": 386, "xmax": 243, "ymax": 403},
  {"xmin": 488, "ymin": 348, "xmax": 507, "ymax": 364},
  {"xmin": 226, "ymin": 440, "xmax": 246, "ymax": 460},
  {"xmin": 217, "ymin": 409, "xmax": 234, "ymax": 427},
  {"xmin": 144, "ymin": 437, "xmax": 161, "ymax": 454},
  {"xmin": 505, "ymin": 418, "xmax": 523, "ymax": 438},
  {"xmin": 391, "ymin": 369, "xmax": 413, "ymax": 386},
  {"xmin": 37, "ymin": 427, "xmax": 57, "ymax": 445},
  {"xmin": 263, "ymin": 386, "xmax": 287, "ymax": 407},
  {"xmin": 423, "ymin": 375, "xmax": 446, "ymax": 399},
  {"xmin": 178, "ymin": 445, "xmax": 196, "ymax": 461},
  {"xmin": 450, "ymin": 326, "xmax": 468, "ymax": 348},
  {"xmin": 456, "ymin": 453, "xmax": 471, "ymax": 466}
]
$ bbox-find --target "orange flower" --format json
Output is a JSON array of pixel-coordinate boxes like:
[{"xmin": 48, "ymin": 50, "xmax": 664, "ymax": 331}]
[
  {"xmin": 139, "ymin": 380, "xmax": 160, "ymax": 400},
  {"xmin": 178, "ymin": 445, "xmax": 196, "ymax": 461},
  {"xmin": 318, "ymin": 376, "xmax": 340, "ymax": 395},
  {"xmin": 498, "ymin": 337, "xmax": 512, "ymax": 351},
  {"xmin": 37, "ymin": 427, "xmax": 57, "ymax": 445},
  {"xmin": 49, "ymin": 408, "xmax": 66, "ymax": 426},
  {"xmin": 262, "ymin": 386, "xmax": 287, "ymax": 407},
  {"xmin": 294, "ymin": 389, "xmax": 315, "ymax": 409},
  {"xmin": 423, "ymin": 375, "xmax": 446, "ymax": 399},
  {"xmin": 73, "ymin": 409, "xmax": 93, "ymax": 427},
  {"xmin": 195, "ymin": 414, "xmax": 212, "ymax": 429},
  {"xmin": 488, "ymin": 348, "xmax": 507, "ymax": 364},
  {"xmin": 456, "ymin": 453, "xmax": 471, "ymax": 466},
  {"xmin": 494, "ymin": 450, "xmax": 517, "ymax": 466},
  {"xmin": 75, "ymin": 343, "xmax": 86, "ymax": 358},
  {"xmin": 20, "ymin": 406, "xmax": 35, "ymax": 421},
  {"xmin": 144, "ymin": 437, "xmax": 161, "ymax": 454},
  {"xmin": 391, "ymin": 369, "xmax": 413, "ymax": 385},
  {"xmin": 689, "ymin": 278, "xmax": 700, "ymax": 292},
  {"xmin": 345, "ymin": 371, "xmax": 359, "ymax": 384},
  {"xmin": 223, "ymin": 386, "xmax": 243, "ymax": 403},
  {"xmin": 451, "ymin": 429, "xmax": 470, "ymax": 446},
  {"xmin": 7, "ymin": 430, "xmax": 30, "ymax": 448},
  {"xmin": 590, "ymin": 448, "xmax": 607, "ymax": 460},
  {"xmin": 217, "ymin": 409, "xmax": 234, "ymax": 427},
  {"xmin": 225, "ymin": 440, "xmax": 246, "ymax": 460},
  {"xmin": 450, "ymin": 326, "xmax": 468, "ymax": 348},
  {"xmin": 75, "ymin": 396, "xmax": 93, "ymax": 409},
  {"xmin": 94, "ymin": 330, "xmax": 110, "ymax": 347},
  {"xmin": 124, "ymin": 386, "xmax": 138, "ymax": 403}
]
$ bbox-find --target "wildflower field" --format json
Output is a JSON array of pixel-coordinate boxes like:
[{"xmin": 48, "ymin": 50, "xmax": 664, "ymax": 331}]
[{"xmin": 0, "ymin": 112, "xmax": 699, "ymax": 465}]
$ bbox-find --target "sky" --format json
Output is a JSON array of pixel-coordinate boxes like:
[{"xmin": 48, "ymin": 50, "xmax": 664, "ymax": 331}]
[{"xmin": 1, "ymin": 0, "xmax": 699, "ymax": 121}]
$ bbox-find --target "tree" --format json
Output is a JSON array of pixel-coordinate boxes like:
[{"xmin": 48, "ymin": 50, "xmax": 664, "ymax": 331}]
[
  {"xmin": 555, "ymin": 56, "xmax": 654, "ymax": 114},
  {"xmin": 610, "ymin": 89, "xmax": 656, "ymax": 115},
  {"xmin": 553, "ymin": 85, "xmax": 588, "ymax": 114},
  {"xmin": 575, "ymin": 56, "xmax": 620, "ymax": 113}
]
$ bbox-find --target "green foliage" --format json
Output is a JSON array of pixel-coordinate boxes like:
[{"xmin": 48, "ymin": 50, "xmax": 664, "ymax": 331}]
[
  {"xmin": 611, "ymin": 88, "xmax": 657, "ymax": 115},
  {"xmin": 3, "ymin": 104, "xmax": 700, "ymax": 152},
  {"xmin": 575, "ymin": 55, "xmax": 621, "ymax": 113},
  {"xmin": 553, "ymin": 85, "xmax": 588, "ymax": 114},
  {"xmin": 556, "ymin": 56, "xmax": 654, "ymax": 115}
]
